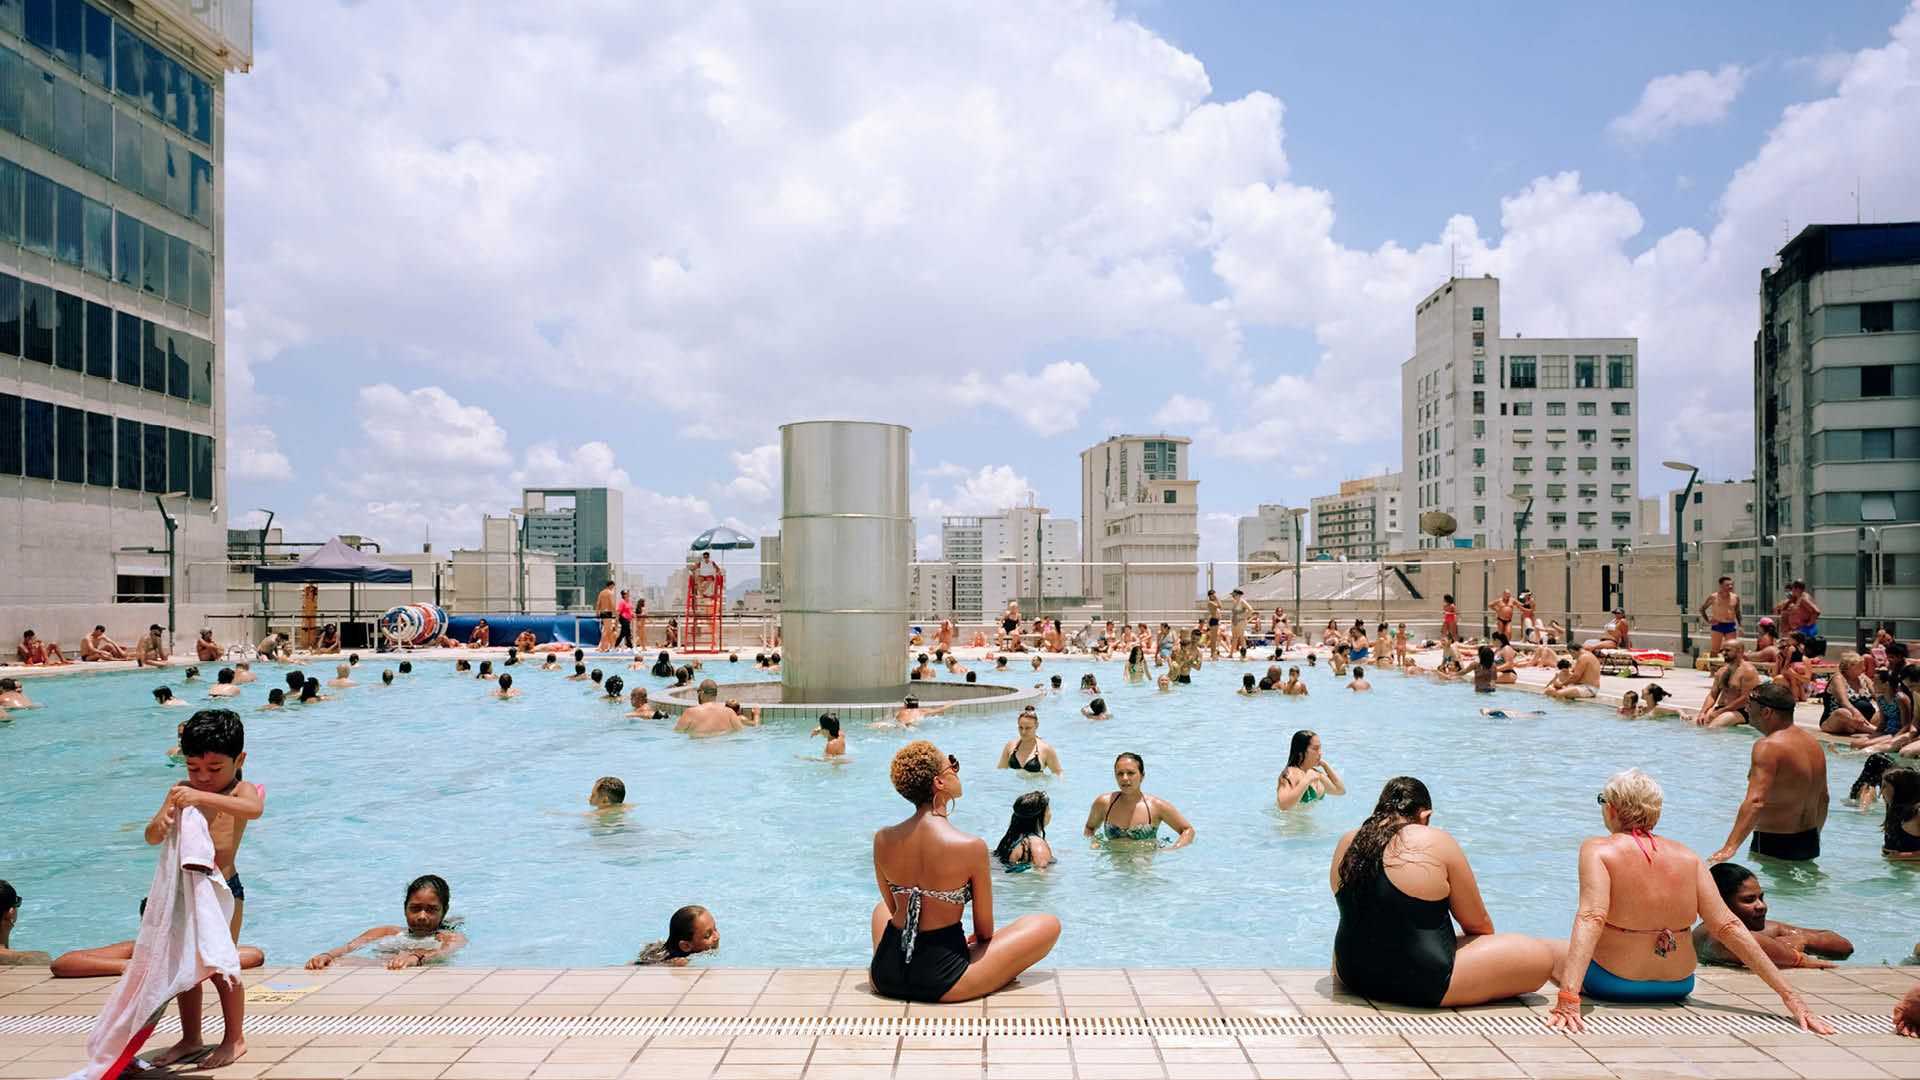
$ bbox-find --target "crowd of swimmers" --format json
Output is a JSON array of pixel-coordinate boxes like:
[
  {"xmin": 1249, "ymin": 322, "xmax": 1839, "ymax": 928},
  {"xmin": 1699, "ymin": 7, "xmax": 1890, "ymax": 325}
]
[{"xmin": 4, "ymin": 595, "xmax": 1920, "ymax": 1065}]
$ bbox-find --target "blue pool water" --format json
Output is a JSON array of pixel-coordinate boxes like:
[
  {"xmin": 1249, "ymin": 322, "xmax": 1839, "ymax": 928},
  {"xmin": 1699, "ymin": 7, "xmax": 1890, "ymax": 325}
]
[{"xmin": 3, "ymin": 657, "xmax": 1913, "ymax": 968}]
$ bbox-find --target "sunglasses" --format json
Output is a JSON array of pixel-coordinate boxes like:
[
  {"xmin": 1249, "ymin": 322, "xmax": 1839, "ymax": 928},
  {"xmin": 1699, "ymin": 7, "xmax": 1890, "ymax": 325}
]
[
  {"xmin": 1595, "ymin": 793, "xmax": 1609, "ymax": 805},
  {"xmin": 947, "ymin": 754, "xmax": 961, "ymax": 774}
]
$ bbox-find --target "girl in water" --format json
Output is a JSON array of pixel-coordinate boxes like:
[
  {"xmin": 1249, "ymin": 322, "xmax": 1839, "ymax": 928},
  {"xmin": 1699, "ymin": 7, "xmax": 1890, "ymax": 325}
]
[
  {"xmin": 1083, "ymin": 753, "xmax": 1195, "ymax": 848},
  {"xmin": 305, "ymin": 876, "xmax": 466, "ymax": 971},
  {"xmin": 1276, "ymin": 730, "xmax": 1346, "ymax": 809},
  {"xmin": 1081, "ymin": 697, "xmax": 1111, "ymax": 720},
  {"xmin": 812, "ymin": 712, "xmax": 846, "ymax": 757},
  {"xmin": 1124, "ymin": 645, "xmax": 1148, "ymax": 681},
  {"xmin": 994, "ymin": 792, "xmax": 1055, "ymax": 869},
  {"xmin": 999, "ymin": 708, "xmax": 1061, "ymax": 775},
  {"xmin": 1080, "ymin": 673, "xmax": 1100, "ymax": 694},
  {"xmin": 634, "ymin": 905, "xmax": 721, "ymax": 966}
]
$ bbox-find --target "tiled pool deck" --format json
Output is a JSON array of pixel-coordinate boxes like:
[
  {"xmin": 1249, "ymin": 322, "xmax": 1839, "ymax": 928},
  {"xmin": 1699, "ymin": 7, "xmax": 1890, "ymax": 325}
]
[{"xmin": 3, "ymin": 964, "xmax": 1918, "ymax": 1078}]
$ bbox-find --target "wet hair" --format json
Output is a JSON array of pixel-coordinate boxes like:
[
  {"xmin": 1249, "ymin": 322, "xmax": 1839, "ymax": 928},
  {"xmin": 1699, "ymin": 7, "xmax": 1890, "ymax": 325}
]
[
  {"xmin": 1851, "ymin": 753, "xmax": 1898, "ymax": 800},
  {"xmin": 1352, "ymin": 667, "xmax": 1365, "ymax": 678},
  {"xmin": 1492, "ymin": 632, "xmax": 1509, "ymax": 647},
  {"xmin": 1049, "ymin": 674, "xmax": 1062, "ymax": 688},
  {"xmin": 0, "ymin": 880, "xmax": 16, "ymax": 916},
  {"xmin": 406, "ymin": 874, "xmax": 450, "ymax": 926},
  {"xmin": 455, "ymin": 659, "xmax": 470, "ymax": 672},
  {"xmin": 903, "ymin": 694, "xmax": 919, "ymax": 708},
  {"xmin": 348, "ymin": 653, "xmax": 360, "ymax": 666},
  {"xmin": 1708, "ymin": 861, "xmax": 1755, "ymax": 904},
  {"xmin": 994, "ymin": 791, "xmax": 1051, "ymax": 864},
  {"xmin": 1621, "ymin": 690, "xmax": 1639, "ymax": 709},
  {"xmin": 1337, "ymin": 777, "xmax": 1433, "ymax": 891},
  {"xmin": 666, "ymin": 904, "xmax": 710, "ymax": 957},
  {"xmin": 917, "ymin": 653, "xmax": 929, "ymax": 664},
  {"xmin": 1286, "ymin": 730, "xmax": 1317, "ymax": 772},
  {"xmin": 286, "ymin": 671, "xmax": 305, "ymax": 691},
  {"xmin": 398, "ymin": 661, "xmax": 412, "ymax": 674},
  {"xmin": 215, "ymin": 667, "xmax": 235, "ymax": 685},
  {"xmin": 1477, "ymin": 646, "xmax": 1495, "ymax": 668},
  {"xmin": 890, "ymin": 740, "xmax": 947, "ymax": 805},
  {"xmin": 591, "ymin": 776, "xmax": 626, "ymax": 805},
  {"xmin": 604, "ymin": 675, "xmax": 624, "ymax": 697},
  {"xmin": 152, "ymin": 686, "xmax": 172, "ymax": 702},
  {"xmin": 1242, "ymin": 674, "xmax": 1256, "ymax": 691},
  {"xmin": 1556, "ymin": 658, "xmax": 1571, "ymax": 670},
  {"xmin": 965, "ymin": 671, "xmax": 977, "ymax": 683},
  {"xmin": 267, "ymin": 688, "xmax": 285, "ymax": 705},
  {"xmin": 382, "ymin": 669, "xmax": 394, "ymax": 685},
  {"xmin": 816, "ymin": 712, "xmax": 841, "ymax": 738},
  {"xmin": 498, "ymin": 673, "xmax": 514, "ymax": 691},
  {"xmin": 1114, "ymin": 751, "xmax": 1144, "ymax": 774},
  {"xmin": 183, "ymin": 666, "xmax": 200, "ymax": 680},
  {"xmin": 574, "ymin": 663, "xmax": 587, "ymax": 675},
  {"xmin": 578, "ymin": 649, "xmax": 589, "ymax": 662},
  {"xmin": 477, "ymin": 660, "xmax": 493, "ymax": 676},
  {"xmin": 1881, "ymin": 768, "xmax": 1920, "ymax": 850},
  {"xmin": 1647, "ymin": 684, "xmax": 1670, "ymax": 705},
  {"xmin": 1079, "ymin": 673, "xmax": 1096, "ymax": 689},
  {"xmin": 180, "ymin": 709, "xmax": 245, "ymax": 758},
  {"xmin": 770, "ymin": 653, "xmax": 781, "ymax": 664},
  {"xmin": 908, "ymin": 671, "xmax": 921, "ymax": 680},
  {"xmin": 1086, "ymin": 697, "xmax": 1107, "ymax": 716}
]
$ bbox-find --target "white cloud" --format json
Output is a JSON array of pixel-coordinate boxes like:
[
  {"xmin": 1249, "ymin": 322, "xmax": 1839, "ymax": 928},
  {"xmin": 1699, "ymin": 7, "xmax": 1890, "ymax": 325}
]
[
  {"xmin": 1608, "ymin": 64, "xmax": 1749, "ymax": 143},
  {"xmin": 913, "ymin": 464, "xmax": 1035, "ymax": 520},
  {"xmin": 357, "ymin": 385, "xmax": 511, "ymax": 467},
  {"xmin": 723, "ymin": 443, "xmax": 781, "ymax": 503},
  {"xmin": 952, "ymin": 362, "xmax": 1102, "ymax": 433},
  {"xmin": 512, "ymin": 441, "xmax": 632, "ymax": 489},
  {"xmin": 1151, "ymin": 393, "xmax": 1213, "ymax": 427},
  {"xmin": 227, "ymin": 425, "xmax": 293, "ymax": 481}
]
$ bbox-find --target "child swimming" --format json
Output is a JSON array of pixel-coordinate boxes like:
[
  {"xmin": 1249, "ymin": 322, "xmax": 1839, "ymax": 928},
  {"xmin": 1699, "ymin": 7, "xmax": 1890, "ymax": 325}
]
[
  {"xmin": 811, "ymin": 712, "xmax": 846, "ymax": 757},
  {"xmin": 305, "ymin": 875, "xmax": 466, "ymax": 971},
  {"xmin": 633, "ymin": 905, "xmax": 719, "ymax": 966},
  {"xmin": 589, "ymin": 776, "xmax": 626, "ymax": 808}
]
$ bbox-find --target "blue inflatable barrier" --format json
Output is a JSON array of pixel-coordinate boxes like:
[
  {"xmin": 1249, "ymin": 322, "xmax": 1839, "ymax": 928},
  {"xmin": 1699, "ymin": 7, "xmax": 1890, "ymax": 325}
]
[{"xmin": 444, "ymin": 615, "xmax": 591, "ymax": 646}]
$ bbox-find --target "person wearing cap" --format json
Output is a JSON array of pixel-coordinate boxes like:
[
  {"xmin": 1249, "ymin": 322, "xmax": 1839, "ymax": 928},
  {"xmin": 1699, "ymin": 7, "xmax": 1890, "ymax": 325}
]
[
  {"xmin": 1709, "ymin": 679, "xmax": 1828, "ymax": 864},
  {"xmin": 1750, "ymin": 618, "xmax": 1782, "ymax": 664},
  {"xmin": 133, "ymin": 623, "xmax": 170, "ymax": 667},
  {"xmin": 1228, "ymin": 588, "xmax": 1254, "ymax": 655}
]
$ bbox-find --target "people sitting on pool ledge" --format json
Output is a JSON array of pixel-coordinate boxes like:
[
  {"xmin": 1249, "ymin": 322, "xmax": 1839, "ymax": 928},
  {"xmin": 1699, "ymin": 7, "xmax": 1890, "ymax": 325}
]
[
  {"xmin": 306, "ymin": 875, "xmax": 465, "ymax": 971},
  {"xmin": 1329, "ymin": 776, "xmax": 1562, "ymax": 1008},
  {"xmin": 1276, "ymin": 730, "xmax": 1345, "ymax": 810},
  {"xmin": 1549, "ymin": 769, "xmax": 1830, "ymax": 1034},
  {"xmin": 869, "ymin": 741, "xmax": 1060, "ymax": 1002},
  {"xmin": 1543, "ymin": 642, "xmax": 1600, "ymax": 700},
  {"xmin": 1084, "ymin": 753, "xmax": 1194, "ymax": 848},
  {"xmin": 1693, "ymin": 862, "xmax": 1852, "ymax": 969}
]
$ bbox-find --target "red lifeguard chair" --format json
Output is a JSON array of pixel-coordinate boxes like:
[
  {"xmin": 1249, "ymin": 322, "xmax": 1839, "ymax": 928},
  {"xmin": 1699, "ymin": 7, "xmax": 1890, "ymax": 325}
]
[{"xmin": 682, "ymin": 555, "xmax": 726, "ymax": 653}]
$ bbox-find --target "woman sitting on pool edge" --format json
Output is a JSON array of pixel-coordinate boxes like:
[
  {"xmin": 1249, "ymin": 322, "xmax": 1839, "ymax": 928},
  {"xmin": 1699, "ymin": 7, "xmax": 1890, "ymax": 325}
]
[
  {"xmin": 869, "ymin": 741, "xmax": 1060, "ymax": 1002},
  {"xmin": 1000, "ymin": 707, "xmax": 1061, "ymax": 775},
  {"xmin": 1276, "ymin": 730, "xmax": 1345, "ymax": 809},
  {"xmin": 305, "ymin": 875, "xmax": 466, "ymax": 971},
  {"xmin": 1547, "ymin": 769, "xmax": 1830, "ymax": 1033},
  {"xmin": 1084, "ymin": 753, "xmax": 1195, "ymax": 848},
  {"xmin": 995, "ymin": 792, "xmax": 1055, "ymax": 869},
  {"xmin": 1329, "ymin": 776, "xmax": 1562, "ymax": 1009}
]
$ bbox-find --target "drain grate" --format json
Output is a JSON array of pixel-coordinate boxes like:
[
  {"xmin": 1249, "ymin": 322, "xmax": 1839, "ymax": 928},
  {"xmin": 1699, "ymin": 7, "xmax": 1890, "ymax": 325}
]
[{"xmin": 0, "ymin": 1011, "xmax": 1891, "ymax": 1039}]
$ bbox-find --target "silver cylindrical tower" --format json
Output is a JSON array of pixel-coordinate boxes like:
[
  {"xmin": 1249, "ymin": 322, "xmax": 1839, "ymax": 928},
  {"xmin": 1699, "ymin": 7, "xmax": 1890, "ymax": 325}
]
[{"xmin": 780, "ymin": 421, "xmax": 912, "ymax": 700}]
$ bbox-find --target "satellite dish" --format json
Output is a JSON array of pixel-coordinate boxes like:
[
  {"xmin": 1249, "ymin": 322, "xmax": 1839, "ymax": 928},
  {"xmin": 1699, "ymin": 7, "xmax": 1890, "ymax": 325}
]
[{"xmin": 1420, "ymin": 511, "xmax": 1457, "ymax": 538}]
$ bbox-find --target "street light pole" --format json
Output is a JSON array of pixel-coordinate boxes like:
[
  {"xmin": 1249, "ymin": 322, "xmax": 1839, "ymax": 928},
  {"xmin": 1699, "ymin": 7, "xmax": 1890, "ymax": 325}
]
[
  {"xmin": 1511, "ymin": 494, "xmax": 1535, "ymax": 596},
  {"xmin": 1664, "ymin": 461, "xmax": 1701, "ymax": 659},
  {"xmin": 1290, "ymin": 508, "xmax": 1307, "ymax": 625},
  {"xmin": 155, "ymin": 494, "xmax": 181, "ymax": 652},
  {"xmin": 255, "ymin": 508, "xmax": 275, "ymax": 635}
]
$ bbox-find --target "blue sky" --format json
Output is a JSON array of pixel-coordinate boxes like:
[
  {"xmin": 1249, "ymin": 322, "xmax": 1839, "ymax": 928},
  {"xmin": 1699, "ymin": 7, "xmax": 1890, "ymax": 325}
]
[{"xmin": 223, "ymin": 2, "xmax": 1920, "ymax": 575}]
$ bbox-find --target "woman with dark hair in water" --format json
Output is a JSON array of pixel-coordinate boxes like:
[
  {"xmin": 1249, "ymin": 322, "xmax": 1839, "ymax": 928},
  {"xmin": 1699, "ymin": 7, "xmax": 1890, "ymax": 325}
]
[
  {"xmin": 1276, "ymin": 730, "xmax": 1345, "ymax": 810},
  {"xmin": 650, "ymin": 651, "xmax": 674, "ymax": 678},
  {"xmin": 1329, "ymin": 776, "xmax": 1561, "ymax": 1008},
  {"xmin": 1083, "ymin": 753, "xmax": 1194, "ymax": 848},
  {"xmin": 994, "ymin": 792, "xmax": 1055, "ymax": 869}
]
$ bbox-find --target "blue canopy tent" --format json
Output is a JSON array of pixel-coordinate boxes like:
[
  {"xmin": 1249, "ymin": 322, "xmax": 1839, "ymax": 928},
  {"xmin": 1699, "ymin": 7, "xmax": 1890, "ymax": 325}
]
[{"xmin": 253, "ymin": 537, "xmax": 412, "ymax": 644}]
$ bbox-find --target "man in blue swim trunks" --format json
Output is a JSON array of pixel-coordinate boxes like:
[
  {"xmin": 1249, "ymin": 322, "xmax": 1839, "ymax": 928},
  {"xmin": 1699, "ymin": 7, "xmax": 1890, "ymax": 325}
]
[
  {"xmin": 1709, "ymin": 681, "xmax": 1828, "ymax": 864},
  {"xmin": 1698, "ymin": 575, "xmax": 1742, "ymax": 655},
  {"xmin": 1776, "ymin": 580, "xmax": 1822, "ymax": 645}
]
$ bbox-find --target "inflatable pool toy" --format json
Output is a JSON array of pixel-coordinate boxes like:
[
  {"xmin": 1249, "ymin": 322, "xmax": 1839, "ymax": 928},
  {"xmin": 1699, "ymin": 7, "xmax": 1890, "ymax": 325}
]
[{"xmin": 380, "ymin": 604, "xmax": 447, "ymax": 648}]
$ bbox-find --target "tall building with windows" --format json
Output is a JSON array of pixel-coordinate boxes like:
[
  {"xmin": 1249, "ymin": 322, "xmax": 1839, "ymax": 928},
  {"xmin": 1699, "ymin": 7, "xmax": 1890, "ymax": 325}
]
[
  {"xmin": 1079, "ymin": 433, "xmax": 1199, "ymax": 620},
  {"xmin": 521, "ymin": 487, "xmax": 624, "ymax": 610},
  {"xmin": 0, "ymin": 0, "xmax": 250, "ymax": 642},
  {"xmin": 938, "ymin": 506, "xmax": 1078, "ymax": 622},
  {"xmin": 1401, "ymin": 276, "xmax": 1640, "ymax": 552},
  {"xmin": 1307, "ymin": 474, "xmax": 1401, "ymax": 560},
  {"xmin": 1756, "ymin": 223, "xmax": 1920, "ymax": 642}
]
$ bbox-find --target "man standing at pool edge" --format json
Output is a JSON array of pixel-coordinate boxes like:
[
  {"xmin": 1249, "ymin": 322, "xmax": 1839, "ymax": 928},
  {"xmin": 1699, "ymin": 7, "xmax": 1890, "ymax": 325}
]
[{"xmin": 1709, "ymin": 681, "xmax": 1828, "ymax": 864}]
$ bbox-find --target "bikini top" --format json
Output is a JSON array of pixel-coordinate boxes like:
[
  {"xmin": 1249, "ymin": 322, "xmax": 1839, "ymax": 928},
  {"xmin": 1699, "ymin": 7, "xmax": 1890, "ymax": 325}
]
[
  {"xmin": 1602, "ymin": 830, "xmax": 1685, "ymax": 955},
  {"xmin": 1283, "ymin": 768, "xmax": 1321, "ymax": 804},
  {"xmin": 1008, "ymin": 742, "xmax": 1044, "ymax": 772},
  {"xmin": 886, "ymin": 880, "xmax": 972, "ymax": 962},
  {"xmin": 1102, "ymin": 795, "xmax": 1160, "ymax": 840}
]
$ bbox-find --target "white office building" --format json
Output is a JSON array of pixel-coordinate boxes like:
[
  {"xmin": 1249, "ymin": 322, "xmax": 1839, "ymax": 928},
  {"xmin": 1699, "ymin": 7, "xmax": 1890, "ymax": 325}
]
[
  {"xmin": 939, "ymin": 505, "xmax": 1078, "ymax": 622},
  {"xmin": 1402, "ymin": 276, "xmax": 1640, "ymax": 552},
  {"xmin": 1079, "ymin": 433, "xmax": 1199, "ymax": 620},
  {"xmin": 0, "ymin": 1, "xmax": 253, "ymax": 646},
  {"xmin": 1236, "ymin": 504, "xmax": 1303, "ymax": 582},
  {"xmin": 1307, "ymin": 474, "xmax": 1402, "ymax": 560}
]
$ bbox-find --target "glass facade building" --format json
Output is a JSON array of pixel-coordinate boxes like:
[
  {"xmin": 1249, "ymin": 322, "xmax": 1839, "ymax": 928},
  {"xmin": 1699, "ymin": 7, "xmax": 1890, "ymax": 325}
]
[{"xmin": 0, "ymin": 0, "xmax": 248, "ymax": 630}]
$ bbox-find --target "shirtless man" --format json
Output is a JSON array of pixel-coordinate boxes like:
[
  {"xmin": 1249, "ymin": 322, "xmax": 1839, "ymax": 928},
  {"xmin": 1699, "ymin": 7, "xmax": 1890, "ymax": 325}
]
[
  {"xmin": 208, "ymin": 668, "xmax": 241, "ymax": 698},
  {"xmin": 674, "ymin": 680, "xmax": 758, "ymax": 735},
  {"xmin": 935, "ymin": 618, "xmax": 955, "ymax": 652},
  {"xmin": 1775, "ymin": 580, "xmax": 1822, "ymax": 641},
  {"xmin": 1228, "ymin": 589, "xmax": 1254, "ymax": 655},
  {"xmin": 192, "ymin": 628, "xmax": 222, "ymax": 662},
  {"xmin": 326, "ymin": 663, "xmax": 356, "ymax": 689},
  {"xmin": 256, "ymin": 632, "xmax": 289, "ymax": 662},
  {"xmin": 1204, "ymin": 590, "xmax": 1223, "ymax": 659},
  {"xmin": 1696, "ymin": 643, "xmax": 1761, "ymax": 728},
  {"xmin": 1692, "ymin": 862, "xmax": 1852, "ymax": 970},
  {"xmin": 81, "ymin": 625, "xmax": 128, "ymax": 661},
  {"xmin": 16, "ymin": 629, "xmax": 69, "ymax": 665},
  {"xmin": 1489, "ymin": 590, "xmax": 1516, "ymax": 641},
  {"xmin": 1699, "ymin": 575, "xmax": 1742, "ymax": 654},
  {"xmin": 594, "ymin": 579, "xmax": 617, "ymax": 651},
  {"xmin": 1709, "ymin": 681, "xmax": 1828, "ymax": 863},
  {"xmin": 133, "ymin": 624, "xmax": 169, "ymax": 667},
  {"xmin": 890, "ymin": 695, "xmax": 956, "ymax": 729},
  {"xmin": 1543, "ymin": 641, "xmax": 1600, "ymax": 699}
]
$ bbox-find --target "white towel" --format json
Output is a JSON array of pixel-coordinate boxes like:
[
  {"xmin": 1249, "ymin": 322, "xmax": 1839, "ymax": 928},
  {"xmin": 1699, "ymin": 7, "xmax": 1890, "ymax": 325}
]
[{"xmin": 64, "ymin": 805, "xmax": 241, "ymax": 1080}]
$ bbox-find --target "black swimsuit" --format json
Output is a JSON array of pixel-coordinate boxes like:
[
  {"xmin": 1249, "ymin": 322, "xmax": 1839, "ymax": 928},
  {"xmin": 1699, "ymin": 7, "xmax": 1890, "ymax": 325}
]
[
  {"xmin": 1333, "ymin": 867, "xmax": 1455, "ymax": 1007},
  {"xmin": 1008, "ymin": 743, "xmax": 1044, "ymax": 772}
]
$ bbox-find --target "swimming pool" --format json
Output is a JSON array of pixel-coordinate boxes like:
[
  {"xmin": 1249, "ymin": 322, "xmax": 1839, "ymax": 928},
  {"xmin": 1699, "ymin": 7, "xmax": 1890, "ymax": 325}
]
[{"xmin": 3, "ymin": 656, "xmax": 1912, "ymax": 969}]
